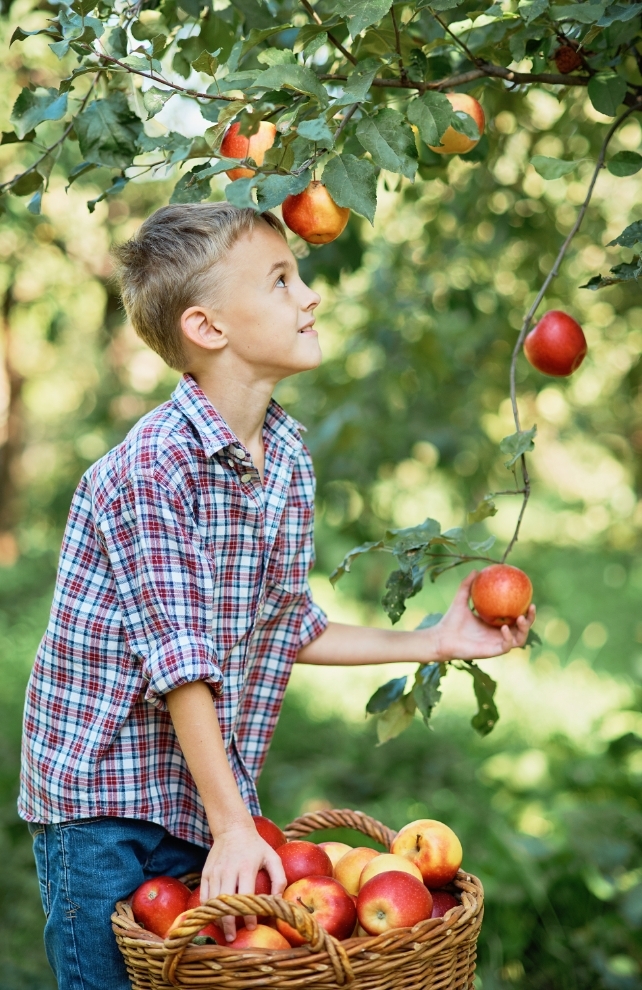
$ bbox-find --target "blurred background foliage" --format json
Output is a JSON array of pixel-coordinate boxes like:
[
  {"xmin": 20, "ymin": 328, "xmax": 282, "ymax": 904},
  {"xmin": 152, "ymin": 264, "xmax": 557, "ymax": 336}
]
[{"xmin": 2, "ymin": 1, "xmax": 642, "ymax": 988}]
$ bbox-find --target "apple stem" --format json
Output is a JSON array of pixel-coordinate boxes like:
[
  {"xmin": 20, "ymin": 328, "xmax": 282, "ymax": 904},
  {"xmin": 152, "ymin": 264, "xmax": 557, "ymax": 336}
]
[{"xmin": 502, "ymin": 103, "xmax": 639, "ymax": 564}]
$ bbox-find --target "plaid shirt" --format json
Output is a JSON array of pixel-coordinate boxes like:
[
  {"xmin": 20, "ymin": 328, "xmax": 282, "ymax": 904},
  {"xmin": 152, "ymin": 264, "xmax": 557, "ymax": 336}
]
[{"xmin": 19, "ymin": 374, "xmax": 327, "ymax": 848}]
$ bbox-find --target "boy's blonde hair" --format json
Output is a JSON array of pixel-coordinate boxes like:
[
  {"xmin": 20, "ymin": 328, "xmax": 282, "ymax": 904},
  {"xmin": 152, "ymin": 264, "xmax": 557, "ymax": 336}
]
[{"xmin": 112, "ymin": 203, "xmax": 286, "ymax": 371}]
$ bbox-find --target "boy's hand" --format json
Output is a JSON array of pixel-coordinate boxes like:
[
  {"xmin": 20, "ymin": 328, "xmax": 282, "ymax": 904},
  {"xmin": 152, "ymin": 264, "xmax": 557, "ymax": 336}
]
[
  {"xmin": 433, "ymin": 571, "xmax": 536, "ymax": 662},
  {"xmin": 200, "ymin": 823, "xmax": 287, "ymax": 942}
]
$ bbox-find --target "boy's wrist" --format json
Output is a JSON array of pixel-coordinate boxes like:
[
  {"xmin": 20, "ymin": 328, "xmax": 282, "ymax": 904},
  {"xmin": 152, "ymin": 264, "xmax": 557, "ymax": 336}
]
[{"xmin": 207, "ymin": 804, "xmax": 255, "ymax": 840}]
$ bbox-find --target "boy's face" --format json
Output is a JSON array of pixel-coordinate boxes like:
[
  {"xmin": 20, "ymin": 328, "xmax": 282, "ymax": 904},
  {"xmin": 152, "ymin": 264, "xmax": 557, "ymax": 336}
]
[{"xmin": 185, "ymin": 222, "xmax": 322, "ymax": 382}]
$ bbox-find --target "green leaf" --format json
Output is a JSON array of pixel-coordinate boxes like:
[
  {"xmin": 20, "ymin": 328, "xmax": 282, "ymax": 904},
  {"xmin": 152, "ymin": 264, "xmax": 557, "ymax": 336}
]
[
  {"xmin": 499, "ymin": 425, "xmax": 537, "ymax": 467},
  {"xmin": 257, "ymin": 50, "xmax": 297, "ymax": 67},
  {"xmin": 75, "ymin": 93, "xmax": 143, "ymax": 169},
  {"xmin": 256, "ymin": 171, "xmax": 311, "ymax": 211},
  {"xmin": 468, "ymin": 496, "xmax": 498, "ymax": 524},
  {"xmin": 333, "ymin": 0, "xmax": 394, "ymax": 38},
  {"xmin": 143, "ymin": 87, "xmax": 175, "ymax": 119},
  {"xmin": 468, "ymin": 534, "xmax": 496, "ymax": 554},
  {"xmin": 413, "ymin": 662, "xmax": 446, "ymax": 726},
  {"xmin": 1, "ymin": 129, "xmax": 36, "ymax": 144},
  {"xmin": 581, "ymin": 258, "xmax": 642, "ymax": 289},
  {"xmin": 87, "ymin": 175, "xmax": 128, "ymax": 213},
  {"xmin": 416, "ymin": 612, "xmax": 443, "ymax": 630},
  {"xmin": 11, "ymin": 170, "xmax": 44, "ymax": 197},
  {"xmin": 376, "ymin": 696, "xmax": 415, "ymax": 744},
  {"xmin": 11, "ymin": 25, "xmax": 61, "ymax": 45},
  {"xmin": 10, "ymin": 88, "xmax": 68, "ymax": 140},
  {"xmin": 65, "ymin": 161, "xmax": 99, "ymax": 187},
  {"xmin": 551, "ymin": 3, "xmax": 605, "ymax": 23},
  {"xmin": 464, "ymin": 662, "xmax": 499, "ymax": 736},
  {"xmin": 407, "ymin": 91, "xmax": 456, "ymax": 147},
  {"xmin": 356, "ymin": 109, "xmax": 417, "ymax": 179},
  {"xmin": 366, "ymin": 675, "xmax": 407, "ymax": 714},
  {"xmin": 526, "ymin": 628, "xmax": 542, "ymax": 647},
  {"xmin": 225, "ymin": 175, "xmax": 261, "ymax": 209},
  {"xmin": 608, "ymin": 220, "xmax": 642, "ymax": 248},
  {"xmin": 191, "ymin": 50, "xmax": 219, "ymax": 75},
  {"xmin": 382, "ymin": 567, "xmax": 424, "ymax": 624},
  {"xmin": 329, "ymin": 540, "xmax": 384, "ymax": 586},
  {"xmin": 607, "ymin": 151, "xmax": 642, "ymax": 177},
  {"xmin": 322, "ymin": 153, "xmax": 377, "ymax": 223},
  {"xmin": 252, "ymin": 65, "xmax": 329, "ymax": 105},
  {"xmin": 297, "ymin": 118, "xmax": 334, "ymax": 146},
  {"xmin": 333, "ymin": 57, "xmax": 381, "ymax": 106},
  {"xmin": 170, "ymin": 165, "xmax": 212, "ymax": 204},
  {"xmin": 384, "ymin": 518, "xmax": 441, "ymax": 553},
  {"xmin": 294, "ymin": 23, "xmax": 329, "ymax": 54},
  {"xmin": 530, "ymin": 155, "xmax": 582, "ymax": 180},
  {"xmin": 106, "ymin": 25, "xmax": 128, "ymax": 57},
  {"xmin": 27, "ymin": 189, "xmax": 42, "ymax": 215},
  {"xmin": 119, "ymin": 54, "xmax": 163, "ymax": 73},
  {"xmin": 426, "ymin": 0, "xmax": 468, "ymax": 8},
  {"xmin": 588, "ymin": 73, "xmax": 627, "ymax": 116},
  {"xmin": 598, "ymin": 3, "xmax": 642, "ymax": 26},
  {"xmin": 240, "ymin": 24, "xmax": 292, "ymax": 60},
  {"xmin": 518, "ymin": 0, "xmax": 549, "ymax": 23}
]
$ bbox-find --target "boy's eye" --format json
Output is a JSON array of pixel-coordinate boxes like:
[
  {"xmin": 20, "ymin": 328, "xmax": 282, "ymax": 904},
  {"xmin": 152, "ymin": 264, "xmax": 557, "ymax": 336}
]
[{"xmin": 276, "ymin": 274, "xmax": 286, "ymax": 287}]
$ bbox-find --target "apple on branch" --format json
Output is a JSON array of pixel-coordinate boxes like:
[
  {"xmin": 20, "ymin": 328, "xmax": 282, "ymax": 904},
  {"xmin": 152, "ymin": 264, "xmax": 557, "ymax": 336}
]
[
  {"xmin": 524, "ymin": 310, "xmax": 587, "ymax": 377},
  {"xmin": 282, "ymin": 181, "xmax": 350, "ymax": 245},
  {"xmin": 428, "ymin": 93, "xmax": 485, "ymax": 155},
  {"xmin": 220, "ymin": 121, "xmax": 277, "ymax": 181}
]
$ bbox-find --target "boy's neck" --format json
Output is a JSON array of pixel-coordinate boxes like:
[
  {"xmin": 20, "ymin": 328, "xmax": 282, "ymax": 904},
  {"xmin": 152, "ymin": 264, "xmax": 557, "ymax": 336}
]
[{"xmin": 189, "ymin": 366, "xmax": 273, "ymax": 462}]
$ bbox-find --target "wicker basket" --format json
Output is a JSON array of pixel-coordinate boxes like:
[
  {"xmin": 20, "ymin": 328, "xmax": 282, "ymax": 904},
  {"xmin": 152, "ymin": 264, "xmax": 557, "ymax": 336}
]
[{"xmin": 112, "ymin": 808, "xmax": 484, "ymax": 990}]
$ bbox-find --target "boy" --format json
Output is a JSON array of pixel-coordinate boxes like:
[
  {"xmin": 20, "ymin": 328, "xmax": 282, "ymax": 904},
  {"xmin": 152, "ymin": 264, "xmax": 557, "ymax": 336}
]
[{"xmin": 19, "ymin": 203, "xmax": 534, "ymax": 990}]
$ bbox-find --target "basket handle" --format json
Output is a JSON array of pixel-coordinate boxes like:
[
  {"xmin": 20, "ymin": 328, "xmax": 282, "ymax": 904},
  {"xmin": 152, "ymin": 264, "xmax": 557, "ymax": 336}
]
[
  {"xmin": 284, "ymin": 808, "xmax": 396, "ymax": 849},
  {"xmin": 161, "ymin": 893, "xmax": 354, "ymax": 987}
]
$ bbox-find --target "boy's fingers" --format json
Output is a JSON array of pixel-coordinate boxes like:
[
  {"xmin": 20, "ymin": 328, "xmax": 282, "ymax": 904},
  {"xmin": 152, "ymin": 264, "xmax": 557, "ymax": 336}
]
[
  {"xmin": 265, "ymin": 851, "xmax": 287, "ymax": 896},
  {"xmin": 456, "ymin": 571, "xmax": 478, "ymax": 603},
  {"xmin": 200, "ymin": 877, "xmax": 210, "ymax": 904},
  {"xmin": 238, "ymin": 870, "xmax": 259, "ymax": 930}
]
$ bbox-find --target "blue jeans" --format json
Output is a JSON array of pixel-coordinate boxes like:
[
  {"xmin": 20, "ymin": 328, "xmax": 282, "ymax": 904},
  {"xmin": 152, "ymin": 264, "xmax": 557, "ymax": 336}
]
[{"xmin": 29, "ymin": 817, "xmax": 208, "ymax": 990}]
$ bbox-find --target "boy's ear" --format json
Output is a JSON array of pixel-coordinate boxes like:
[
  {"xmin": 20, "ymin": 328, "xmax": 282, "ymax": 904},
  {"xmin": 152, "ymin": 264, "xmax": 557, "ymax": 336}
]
[{"xmin": 181, "ymin": 306, "xmax": 228, "ymax": 352}]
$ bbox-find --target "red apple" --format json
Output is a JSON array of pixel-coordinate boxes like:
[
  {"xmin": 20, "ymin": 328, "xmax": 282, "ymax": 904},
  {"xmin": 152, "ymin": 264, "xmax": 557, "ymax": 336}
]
[
  {"xmin": 390, "ymin": 820, "xmax": 463, "ymax": 888},
  {"xmin": 230, "ymin": 924, "xmax": 290, "ymax": 950},
  {"xmin": 471, "ymin": 564, "xmax": 533, "ymax": 628},
  {"xmin": 168, "ymin": 910, "xmax": 227, "ymax": 945},
  {"xmin": 318, "ymin": 841, "xmax": 352, "ymax": 869},
  {"xmin": 359, "ymin": 853, "xmax": 423, "ymax": 889},
  {"xmin": 524, "ymin": 310, "xmax": 587, "ymax": 377},
  {"xmin": 334, "ymin": 847, "xmax": 380, "ymax": 896},
  {"xmin": 253, "ymin": 815, "xmax": 287, "ymax": 850},
  {"xmin": 186, "ymin": 885, "xmax": 201, "ymax": 910},
  {"xmin": 282, "ymin": 180, "xmax": 350, "ymax": 244},
  {"xmin": 276, "ymin": 876, "xmax": 356, "ymax": 946},
  {"xmin": 430, "ymin": 890, "xmax": 460, "ymax": 918},
  {"xmin": 220, "ymin": 121, "xmax": 277, "ymax": 181},
  {"xmin": 186, "ymin": 870, "xmax": 271, "ymax": 924},
  {"xmin": 428, "ymin": 93, "xmax": 485, "ymax": 155},
  {"xmin": 277, "ymin": 840, "xmax": 333, "ymax": 886},
  {"xmin": 357, "ymin": 872, "xmax": 433, "ymax": 935},
  {"xmin": 131, "ymin": 876, "xmax": 190, "ymax": 938}
]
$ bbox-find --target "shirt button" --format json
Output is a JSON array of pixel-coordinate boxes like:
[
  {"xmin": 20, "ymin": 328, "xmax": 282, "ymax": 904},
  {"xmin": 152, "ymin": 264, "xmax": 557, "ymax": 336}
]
[
  {"xmin": 241, "ymin": 473, "xmax": 253, "ymax": 482},
  {"xmin": 232, "ymin": 446, "xmax": 245, "ymax": 458}
]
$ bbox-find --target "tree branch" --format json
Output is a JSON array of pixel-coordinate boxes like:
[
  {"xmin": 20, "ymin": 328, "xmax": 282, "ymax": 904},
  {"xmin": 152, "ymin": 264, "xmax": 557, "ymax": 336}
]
[
  {"xmin": 86, "ymin": 46, "xmax": 241, "ymax": 101},
  {"xmin": 429, "ymin": 7, "xmax": 481, "ymax": 67},
  {"xmin": 321, "ymin": 64, "xmax": 592, "ymax": 91},
  {"xmin": 299, "ymin": 0, "xmax": 356, "ymax": 66},
  {"xmin": 390, "ymin": 5, "xmax": 408, "ymax": 83}
]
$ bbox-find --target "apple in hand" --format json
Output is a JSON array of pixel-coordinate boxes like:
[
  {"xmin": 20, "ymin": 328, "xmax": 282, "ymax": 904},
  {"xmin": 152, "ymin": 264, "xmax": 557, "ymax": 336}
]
[
  {"xmin": 430, "ymin": 890, "xmax": 460, "ymax": 918},
  {"xmin": 230, "ymin": 925, "xmax": 290, "ymax": 950},
  {"xmin": 390, "ymin": 820, "xmax": 462, "ymax": 888},
  {"xmin": 428, "ymin": 93, "xmax": 485, "ymax": 155},
  {"xmin": 357, "ymin": 871, "xmax": 433, "ymax": 935},
  {"xmin": 253, "ymin": 815, "xmax": 287, "ymax": 850},
  {"xmin": 471, "ymin": 564, "xmax": 533, "ymax": 628},
  {"xmin": 131, "ymin": 876, "xmax": 190, "ymax": 938},
  {"xmin": 220, "ymin": 121, "xmax": 277, "ymax": 181},
  {"xmin": 276, "ymin": 876, "xmax": 357, "ymax": 946},
  {"xmin": 359, "ymin": 853, "xmax": 423, "ymax": 888},
  {"xmin": 319, "ymin": 841, "xmax": 352, "ymax": 869},
  {"xmin": 277, "ymin": 840, "xmax": 333, "ymax": 886},
  {"xmin": 282, "ymin": 181, "xmax": 350, "ymax": 244},
  {"xmin": 334, "ymin": 847, "xmax": 380, "ymax": 896},
  {"xmin": 524, "ymin": 310, "xmax": 587, "ymax": 377}
]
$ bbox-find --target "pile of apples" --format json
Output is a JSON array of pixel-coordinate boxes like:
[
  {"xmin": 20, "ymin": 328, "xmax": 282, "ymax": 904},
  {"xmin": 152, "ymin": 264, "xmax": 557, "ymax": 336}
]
[{"xmin": 130, "ymin": 815, "xmax": 463, "ymax": 949}]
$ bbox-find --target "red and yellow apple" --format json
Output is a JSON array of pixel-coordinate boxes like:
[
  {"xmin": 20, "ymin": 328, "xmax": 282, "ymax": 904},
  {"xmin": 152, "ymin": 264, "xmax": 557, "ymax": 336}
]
[
  {"xmin": 220, "ymin": 121, "xmax": 277, "ymax": 181},
  {"xmin": 471, "ymin": 565, "xmax": 533, "ymax": 628},
  {"xmin": 277, "ymin": 840, "xmax": 333, "ymax": 886},
  {"xmin": 276, "ymin": 876, "xmax": 356, "ymax": 946},
  {"xmin": 230, "ymin": 924, "xmax": 291, "ymax": 950},
  {"xmin": 390, "ymin": 820, "xmax": 462, "ymax": 888},
  {"xmin": 334, "ymin": 847, "xmax": 380, "ymax": 896},
  {"xmin": 430, "ymin": 890, "xmax": 460, "ymax": 918},
  {"xmin": 428, "ymin": 93, "xmax": 485, "ymax": 155},
  {"xmin": 357, "ymin": 871, "xmax": 433, "ymax": 935},
  {"xmin": 359, "ymin": 853, "xmax": 423, "ymax": 888},
  {"xmin": 318, "ymin": 841, "xmax": 352, "ymax": 869},
  {"xmin": 282, "ymin": 180, "xmax": 350, "ymax": 244},
  {"xmin": 131, "ymin": 876, "xmax": 190, "ymax": 938},
  {"xmin": 524, "ymin": 310, "xmax": 587, "ymax": 377}
]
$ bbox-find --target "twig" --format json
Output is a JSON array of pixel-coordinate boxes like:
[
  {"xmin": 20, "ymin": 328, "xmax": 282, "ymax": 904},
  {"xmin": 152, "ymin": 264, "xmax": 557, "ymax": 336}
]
[
  {"xmin": 0, "ymin": 80, "xmax": 96, "ymax": 194},
  {"xmin": 501, "ymin": 102, "xmax": 640, "ymax": 562},
  {"xmin": 390, "ymin": 5, "xmax": 408, "ymax": 83},
  {"xmin": 84, "ymin": 46, "xmax": 241, "ymax": 101},
  {"xmin": 299, "ymin": 0, "xmax": 356, "ymax": 66},
  {"xmin": 291, "ymin": 102, "xmax": 360, "ymax": 176},
  {"xmin": 321, "ymin": 65, "xmax": 592, "ymax": 91},
  {"xmin": 429, "ymin": 7, "xmax": 481, "ymax": 67}
]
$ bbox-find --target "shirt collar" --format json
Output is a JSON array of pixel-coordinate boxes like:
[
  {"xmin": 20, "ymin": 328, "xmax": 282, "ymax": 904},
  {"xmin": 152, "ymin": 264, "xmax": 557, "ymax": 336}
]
[{"xmin": 172, "ymin": 373, "xmax": 305, "ymax": 458}]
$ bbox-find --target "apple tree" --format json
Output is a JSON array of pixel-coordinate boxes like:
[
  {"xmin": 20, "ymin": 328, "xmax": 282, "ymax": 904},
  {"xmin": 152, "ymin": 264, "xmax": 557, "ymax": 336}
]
[{"xmin": 3, "ymin": 0, "xmax": 642, "ymax": 737}]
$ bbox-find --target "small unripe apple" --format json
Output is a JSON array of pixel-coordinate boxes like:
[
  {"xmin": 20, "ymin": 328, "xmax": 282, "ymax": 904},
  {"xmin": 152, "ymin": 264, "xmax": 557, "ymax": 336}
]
[
  {"xmin": 220, "ymin": 121, "xmax": 277, "ymax": 181},
  {"xmin": 524, "ymin": 310, "xmax": 587, "ymax": 377},
  {"xmin": 428, "ymin": 93, "xmax": 485, "ymax": 155},
  {"xmin": 471, "ymin": 564, "xmax": 533, "ymax": 628},
  {"xmin": 281, "ymin": 180, "xmax": 350, "ymax": 244}
]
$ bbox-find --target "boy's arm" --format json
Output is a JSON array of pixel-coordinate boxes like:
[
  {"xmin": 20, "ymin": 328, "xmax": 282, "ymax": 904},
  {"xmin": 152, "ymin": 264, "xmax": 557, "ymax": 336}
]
[
  {"xmin": 166, "ymin": 682, "xmax": 286, "ymax": 940},
  {"xmin": 297, "ymin": 572, "xmax": 535, "ymax": 665}
]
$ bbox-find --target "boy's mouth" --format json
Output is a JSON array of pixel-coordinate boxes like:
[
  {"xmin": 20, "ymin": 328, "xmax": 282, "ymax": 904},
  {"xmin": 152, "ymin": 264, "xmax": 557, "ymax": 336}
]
[{"xmin": 298, "ymin": 320, "xmax": 317, "ymax": 334}]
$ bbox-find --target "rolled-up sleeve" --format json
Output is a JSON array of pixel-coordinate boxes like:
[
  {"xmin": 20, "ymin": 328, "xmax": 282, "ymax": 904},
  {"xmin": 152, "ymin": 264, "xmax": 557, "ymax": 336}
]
[
  {"xmin": 97, "ymin": 472, "xmax": 223, "ymax": 710},
  {"xmin": 298, "ymin": 587, "xmax": 328, "ymax": 648}
]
